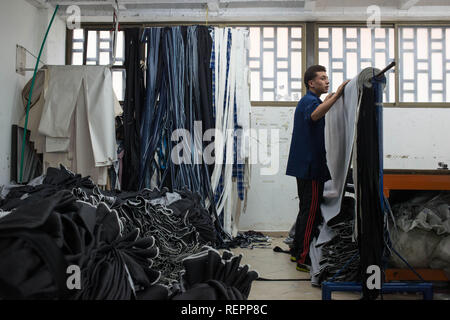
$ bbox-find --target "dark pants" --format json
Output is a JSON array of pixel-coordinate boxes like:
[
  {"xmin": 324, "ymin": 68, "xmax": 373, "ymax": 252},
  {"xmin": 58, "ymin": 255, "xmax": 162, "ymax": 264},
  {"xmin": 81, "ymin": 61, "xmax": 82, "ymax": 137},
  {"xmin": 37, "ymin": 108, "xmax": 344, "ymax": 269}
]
[{"xmin": 293, "ymin": 178, "xmax": 324, "ymax": 264}]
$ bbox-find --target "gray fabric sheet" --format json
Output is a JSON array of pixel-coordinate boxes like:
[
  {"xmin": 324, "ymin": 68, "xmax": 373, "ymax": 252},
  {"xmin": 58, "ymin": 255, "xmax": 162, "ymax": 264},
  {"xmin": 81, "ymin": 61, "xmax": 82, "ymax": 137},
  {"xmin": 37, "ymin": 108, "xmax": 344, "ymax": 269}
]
[
  {"xmin": 317, "ymin": 75, "xmax": 361, "ymax": 246},
  {"xmin": 310, "ymin": 68, "xmax": 382, "ymax": 282}
]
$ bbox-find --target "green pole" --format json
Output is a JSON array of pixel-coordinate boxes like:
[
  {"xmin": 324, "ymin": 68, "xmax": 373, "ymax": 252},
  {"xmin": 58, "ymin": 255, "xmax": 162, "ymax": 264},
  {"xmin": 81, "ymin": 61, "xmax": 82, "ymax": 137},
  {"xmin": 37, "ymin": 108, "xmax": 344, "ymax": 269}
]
[{"xmin": 19, "ymin": 5, "xmax": 59, "ymax": 183}]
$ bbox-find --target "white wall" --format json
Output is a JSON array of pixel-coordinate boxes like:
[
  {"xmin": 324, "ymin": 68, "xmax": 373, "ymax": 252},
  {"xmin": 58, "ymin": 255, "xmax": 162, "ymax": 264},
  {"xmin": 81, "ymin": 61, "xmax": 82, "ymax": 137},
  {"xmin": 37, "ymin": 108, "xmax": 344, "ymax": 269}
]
[
  {"xmin": 384, "ymin": 108, "xmax": 450, "ymax": 169},
  {"xmin": 239, "ymin": 106, "xmax": 298, "ymax": 232},
  {"xmin": 239, "ymin": 105, "xmax": 450, "ymax": 232},
  {"xmin": 0, "ymin": 0, "xmax": 65, "ymax": 185}
]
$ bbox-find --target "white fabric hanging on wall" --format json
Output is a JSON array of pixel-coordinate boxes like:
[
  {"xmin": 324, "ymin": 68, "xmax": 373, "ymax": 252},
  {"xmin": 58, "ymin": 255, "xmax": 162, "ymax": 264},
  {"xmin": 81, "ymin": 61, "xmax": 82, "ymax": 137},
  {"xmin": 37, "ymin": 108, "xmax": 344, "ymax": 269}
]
[
  {"xmin": 210, "ymin": 28, "xmax": 228, "ymax": 195},
  {"xmin": 234, "ymin": 28, "xmax": 252, "ymax": 161},
  {"xmin": 37, "ymin": 65, "xmax": 117, "ymax": 185},
  {"xmin": 208, "ymin": 28, "xmax": 252, "ymax": 235},
  {"xmin": 39, "ymin": 65, "xmax": 117, "ymax": 167},
  {"xmin": 217, "ymin": 28, "xmax": 237, "ymax": 234},
  {"xmin": 234, "ymin": 29, "xmax": 251, "ymax": 128}
]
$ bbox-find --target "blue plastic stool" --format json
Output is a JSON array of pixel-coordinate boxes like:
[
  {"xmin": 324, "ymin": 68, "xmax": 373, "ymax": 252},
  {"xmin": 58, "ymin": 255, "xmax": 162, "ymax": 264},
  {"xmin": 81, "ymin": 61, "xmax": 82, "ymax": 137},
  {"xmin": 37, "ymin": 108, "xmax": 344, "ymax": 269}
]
[{"xmin": 321, "ymin": 281, "xmax": 433, "ymax": 300}]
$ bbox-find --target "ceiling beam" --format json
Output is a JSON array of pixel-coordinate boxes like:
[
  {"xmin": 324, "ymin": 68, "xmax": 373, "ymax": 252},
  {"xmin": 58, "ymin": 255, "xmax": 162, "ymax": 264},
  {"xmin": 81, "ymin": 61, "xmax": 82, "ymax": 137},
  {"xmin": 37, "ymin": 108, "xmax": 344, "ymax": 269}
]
[
  {"xmin": 399, "ymin": 0, "xmax": 420, "ymax": 10},
  {"xmin": 207, "ymin": 0, "xmax": 220, "ymax": 12},
  {"xmin": 58, "ymin": 4, "xmax": 450, "ymax": 23},
  {"xmin": 25, "ymin": 0, "xmax": 53, "ymax": 9},
  {"xmin": 304, "ymin": 0, "xmax": 315, "ymax": 11},
  {"xmin": 48, "ymin": 0, "xmax": 302, "ymax": 4}
]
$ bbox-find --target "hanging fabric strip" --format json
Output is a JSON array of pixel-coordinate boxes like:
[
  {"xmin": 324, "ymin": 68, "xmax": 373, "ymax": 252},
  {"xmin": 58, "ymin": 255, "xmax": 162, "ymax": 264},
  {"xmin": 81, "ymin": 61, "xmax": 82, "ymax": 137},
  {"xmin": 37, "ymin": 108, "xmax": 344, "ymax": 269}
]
[
  {"xmin": 140, "ymin": 27, "xmax": 163, "ymax": 189},
  {"xmin": 355, "ymin": 83, "xmax": 384, "ymax": 300},
  {"xmin": 137, "ymin": 26, "xmax": 250, "ymax": 241},
  {"xmin": 122, "ymin": 28, "xmax": 144, "ymax": 191}
]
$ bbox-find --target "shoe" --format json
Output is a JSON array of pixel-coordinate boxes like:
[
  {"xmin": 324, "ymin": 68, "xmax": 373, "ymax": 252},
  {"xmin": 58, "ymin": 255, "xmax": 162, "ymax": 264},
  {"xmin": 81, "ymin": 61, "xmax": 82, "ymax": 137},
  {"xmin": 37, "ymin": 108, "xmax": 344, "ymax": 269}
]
[
  {"xmin": 296, "ymin": 263, "xmax": 310, "ymax": 272},
  {"xmin": 283, "ymin": 236, "xmax": 294, "ymax": 245},
  {"xmin": 289, "ymin": 248, "xmax": 298, "ymax": 263}
]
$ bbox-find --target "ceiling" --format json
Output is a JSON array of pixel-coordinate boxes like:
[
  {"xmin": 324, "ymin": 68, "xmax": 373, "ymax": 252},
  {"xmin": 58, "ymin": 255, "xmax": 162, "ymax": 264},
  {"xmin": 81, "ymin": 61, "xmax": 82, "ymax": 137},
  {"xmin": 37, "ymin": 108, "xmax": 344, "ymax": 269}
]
[{"xmin": 25, "ymin": 0, "xmax": 450, "ymax": 23}]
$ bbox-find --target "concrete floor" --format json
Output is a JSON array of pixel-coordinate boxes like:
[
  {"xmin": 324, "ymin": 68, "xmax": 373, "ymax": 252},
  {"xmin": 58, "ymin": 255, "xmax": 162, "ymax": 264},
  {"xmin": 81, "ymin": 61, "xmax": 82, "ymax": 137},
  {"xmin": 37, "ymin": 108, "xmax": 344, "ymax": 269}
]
[{"xmin": 225, "ymin": 236, "xmax": 449, "ymax": 300}]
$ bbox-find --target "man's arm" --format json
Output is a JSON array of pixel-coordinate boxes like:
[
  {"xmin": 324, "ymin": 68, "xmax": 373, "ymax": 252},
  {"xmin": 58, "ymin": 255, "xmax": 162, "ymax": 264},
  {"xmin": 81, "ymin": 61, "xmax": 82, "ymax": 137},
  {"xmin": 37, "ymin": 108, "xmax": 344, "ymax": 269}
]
[{"xmin": 311, "ymin": 80, "xmax": 350, "ymax": 121}]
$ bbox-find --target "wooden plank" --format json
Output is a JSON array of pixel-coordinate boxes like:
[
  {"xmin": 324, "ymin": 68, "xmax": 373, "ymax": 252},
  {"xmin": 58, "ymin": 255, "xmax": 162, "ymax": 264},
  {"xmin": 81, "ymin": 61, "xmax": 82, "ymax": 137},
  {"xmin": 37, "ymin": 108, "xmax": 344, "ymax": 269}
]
[
  {"xmin": 386, "ymin": 268, "xmax": 449, "ymax": 282},
  {"xmin": 384, "ymin": 169, "xmax": 450, "ymax": 175},
  {"xmin": 383, "ymin": 173, "xmax": 450, "ymax": 198}
]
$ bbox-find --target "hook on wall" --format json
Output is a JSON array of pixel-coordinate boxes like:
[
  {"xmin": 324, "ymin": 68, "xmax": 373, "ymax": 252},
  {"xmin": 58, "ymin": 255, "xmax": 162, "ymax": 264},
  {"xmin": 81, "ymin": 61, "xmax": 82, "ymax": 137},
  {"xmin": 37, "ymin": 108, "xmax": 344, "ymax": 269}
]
[
  {"xmin": 16, "ymin": 44, "xmax": 47, "ymax": 76},
  {"xmin": 109, "ymin": 0, "xmax": 120, "ymax": 68}
]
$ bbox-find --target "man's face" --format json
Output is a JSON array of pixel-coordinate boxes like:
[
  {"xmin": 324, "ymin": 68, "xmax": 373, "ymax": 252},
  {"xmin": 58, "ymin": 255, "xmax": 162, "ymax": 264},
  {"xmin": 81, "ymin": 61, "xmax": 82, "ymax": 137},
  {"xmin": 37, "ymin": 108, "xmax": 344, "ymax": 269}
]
[{"xmin": 309, "ymin": 71, "xmax": 330, "ymax": 95}]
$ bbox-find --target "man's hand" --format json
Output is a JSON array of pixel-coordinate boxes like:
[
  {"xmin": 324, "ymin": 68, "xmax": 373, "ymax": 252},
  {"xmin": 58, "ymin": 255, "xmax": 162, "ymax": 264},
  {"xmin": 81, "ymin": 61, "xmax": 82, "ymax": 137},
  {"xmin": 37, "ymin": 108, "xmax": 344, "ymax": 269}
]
[
  {"xmin": 323, "ymin": 93, "xmax": 335, "ymax": 102},
  {"xmin": 310, "ymin": 80, "xmax": 350, "ymax": 121},
  {"xmin": 335, "ymin": 80, "xmax": 350, "ymax": 98}
]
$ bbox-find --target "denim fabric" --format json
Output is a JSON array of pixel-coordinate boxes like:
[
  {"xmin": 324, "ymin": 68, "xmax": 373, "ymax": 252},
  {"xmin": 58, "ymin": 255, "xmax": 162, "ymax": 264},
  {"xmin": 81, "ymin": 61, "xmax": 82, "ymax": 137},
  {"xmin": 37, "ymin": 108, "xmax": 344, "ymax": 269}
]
[{"xmin": 140, "ymin": 28, "xmax": 162, "ymax": 189}]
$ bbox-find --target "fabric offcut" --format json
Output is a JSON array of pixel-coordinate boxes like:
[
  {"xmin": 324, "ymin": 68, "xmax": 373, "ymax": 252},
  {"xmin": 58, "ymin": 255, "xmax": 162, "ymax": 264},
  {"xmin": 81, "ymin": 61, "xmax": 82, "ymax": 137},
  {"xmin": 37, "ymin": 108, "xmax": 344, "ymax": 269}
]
[
  {"xmin": 0, "ymin": 166, "xmax": 258, "ymax": 300},
  {"xmin": 175, "ymin": 246, "xmax": 259, "ymax": 300},
  {"xmin": 0, "ymin": 189, "xmax": 161, "ymax": 299},
  {"xmin": 315, "ymin": 195, "xmax": 360, "ymax": 284},
  {"xmin": 388, "ymin": 191, "xmax": 450, "ymax": 275}
]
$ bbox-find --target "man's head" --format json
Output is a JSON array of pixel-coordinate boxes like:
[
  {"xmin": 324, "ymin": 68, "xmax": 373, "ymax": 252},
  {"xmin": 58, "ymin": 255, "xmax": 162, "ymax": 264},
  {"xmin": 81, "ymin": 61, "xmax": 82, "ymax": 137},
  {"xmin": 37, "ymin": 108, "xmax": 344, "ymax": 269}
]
[{"xmin": 304, "ymin": 65, "xmax": 329, "ymax": 95}]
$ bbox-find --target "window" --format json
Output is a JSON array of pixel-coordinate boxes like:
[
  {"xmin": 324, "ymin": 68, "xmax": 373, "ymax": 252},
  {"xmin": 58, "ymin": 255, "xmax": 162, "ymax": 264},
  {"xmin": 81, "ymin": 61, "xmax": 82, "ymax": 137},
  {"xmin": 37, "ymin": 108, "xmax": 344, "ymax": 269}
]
[
  {"xmin": 71, "ymin": 28, "xmax": 84, "ymax": 65},
  {"xmin": 248, "ymin": 26, "xmax": 304, "ymax": 102},
  {"xmin": 70, "ymin": 28, "xmax": 126, "ymax": 101},
  {"xmin": 318, "ymin": 25, "xmax": 395, "ymax": 103},
  {"xmin": 68, "ymin": 23, "xmax": 450, "ymax": 107},
  {"xmin": 398, "ymin": 26, "xmax": 450, "ymax": 103}
]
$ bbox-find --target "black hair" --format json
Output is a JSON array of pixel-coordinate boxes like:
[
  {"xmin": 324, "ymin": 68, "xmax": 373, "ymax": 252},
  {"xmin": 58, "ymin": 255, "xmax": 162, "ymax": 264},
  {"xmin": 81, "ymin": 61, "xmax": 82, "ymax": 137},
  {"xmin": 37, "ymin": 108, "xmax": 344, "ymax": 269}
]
[{"xmin": 304, "ymin": 65, "xmax": 326, "ymax": 89}]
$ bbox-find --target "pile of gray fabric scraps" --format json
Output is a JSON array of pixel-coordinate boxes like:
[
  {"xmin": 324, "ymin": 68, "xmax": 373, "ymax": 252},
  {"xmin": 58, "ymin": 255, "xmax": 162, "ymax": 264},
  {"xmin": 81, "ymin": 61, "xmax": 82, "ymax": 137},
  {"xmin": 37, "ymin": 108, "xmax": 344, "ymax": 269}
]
[
  {"xmin": 0, "ymin": 166, "xmax": 259, "ymax": 300},
  {"xmin": 221, "ymin": 230, "xmax": 271, "ymax": 250},
  {"xmin": 388, "ymin": 191, "xmax": 450, "ymax": 275},
  {"xmin": 316, "ymin": 195, "xmax": 360, "ymax": 284}
]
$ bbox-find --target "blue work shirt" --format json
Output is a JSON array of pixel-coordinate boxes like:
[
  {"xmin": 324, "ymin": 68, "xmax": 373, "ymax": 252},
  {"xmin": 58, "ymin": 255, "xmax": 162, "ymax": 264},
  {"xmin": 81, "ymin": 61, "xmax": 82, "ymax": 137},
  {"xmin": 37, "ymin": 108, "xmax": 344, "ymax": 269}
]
[{"xmin": 286, "ymin": 90, "xmax": 331, "ymax": 182}]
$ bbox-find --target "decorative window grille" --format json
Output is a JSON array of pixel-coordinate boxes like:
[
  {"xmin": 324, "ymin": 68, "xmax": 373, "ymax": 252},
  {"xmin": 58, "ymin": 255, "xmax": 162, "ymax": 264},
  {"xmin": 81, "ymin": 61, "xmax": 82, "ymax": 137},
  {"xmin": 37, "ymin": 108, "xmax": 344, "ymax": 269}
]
[
  {"xmin": 399, "ymin": 26, "xmax": 450, "ymax": 103},
  {"xmin": 318, "ymin": 26, "xmax": 395, "ymax": 103},
  {"xmin": 71, "ymin": 29, "xmax": 126, "ymax": 101},
  {"xmin": 248, "ymin": 26, "xmax": 303, "ymax": 102}
]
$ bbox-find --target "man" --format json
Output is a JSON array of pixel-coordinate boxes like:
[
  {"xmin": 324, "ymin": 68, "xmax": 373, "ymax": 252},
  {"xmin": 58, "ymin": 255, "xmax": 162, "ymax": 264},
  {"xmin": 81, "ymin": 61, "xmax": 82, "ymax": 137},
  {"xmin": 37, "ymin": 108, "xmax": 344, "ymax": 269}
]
[{"xmin": 286, "ymin": 65, "xmax": 350, "ymax": 272}]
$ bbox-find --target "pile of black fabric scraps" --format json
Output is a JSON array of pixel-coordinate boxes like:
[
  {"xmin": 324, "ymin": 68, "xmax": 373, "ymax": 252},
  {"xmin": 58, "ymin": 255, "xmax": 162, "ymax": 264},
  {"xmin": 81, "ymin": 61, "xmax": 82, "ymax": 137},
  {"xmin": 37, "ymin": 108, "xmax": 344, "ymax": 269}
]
[
  {"xmin": 173, "ymin": 246, "xmax": 259, "ymax": 300},
  {"xmin": 316, "ymin": 196, "xmax": 360, "ymax": 284},
  {"xmin": 0, "ymin": 166, "xmax": 259, "ymax": 300},
  {"xmin": 74, "ymin": 185, "xmax": 216, "ymax": 286},
  {"xmin": 220, "ymin": 230, "xmax": 272, "ymax": 249},
  {"xmin": 0, "ymin": 189, "xmax": 161, "ymax": 299}
]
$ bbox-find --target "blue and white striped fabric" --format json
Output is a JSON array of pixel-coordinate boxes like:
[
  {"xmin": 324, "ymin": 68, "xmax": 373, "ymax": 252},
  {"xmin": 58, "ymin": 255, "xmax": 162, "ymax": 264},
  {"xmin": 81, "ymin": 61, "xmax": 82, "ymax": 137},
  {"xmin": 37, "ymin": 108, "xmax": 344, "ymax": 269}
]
[
  {"xmin": 209, "ymin": 27, "xmax": 251, "ymax": 235},
  {"xmin": 233, "ymin": 94, "xmax": 245, "ymax": 201},
  {"xmin": 209, "ymin": 28, "xmax": 216, "ymax": 120}
]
